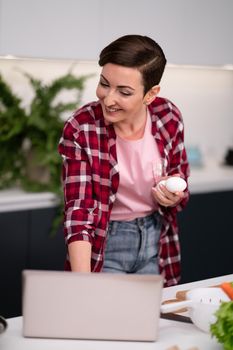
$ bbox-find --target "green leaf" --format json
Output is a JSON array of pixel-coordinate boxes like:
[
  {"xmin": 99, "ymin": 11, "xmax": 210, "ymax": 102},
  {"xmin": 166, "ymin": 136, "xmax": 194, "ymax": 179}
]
[{"xmin": 210, "ymin": 301, "xmax": 233, "ymax": 350}]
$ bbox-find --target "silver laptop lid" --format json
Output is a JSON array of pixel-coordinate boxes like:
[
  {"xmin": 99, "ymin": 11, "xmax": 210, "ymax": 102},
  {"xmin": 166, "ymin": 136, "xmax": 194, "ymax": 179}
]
[{"xmin": 22, "ymin": 270, "xmax": 163, "ymax": 342}]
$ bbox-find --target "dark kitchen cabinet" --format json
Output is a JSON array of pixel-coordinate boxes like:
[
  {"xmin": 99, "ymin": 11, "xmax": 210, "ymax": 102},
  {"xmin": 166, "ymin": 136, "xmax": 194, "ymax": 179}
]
[
  {"xmin": 0, "ymin": 207, "xmax": 65, "ymax": 318},
  {"xmin": 178, "ymin": 190, "xmax": 233, "ymax": 284}
]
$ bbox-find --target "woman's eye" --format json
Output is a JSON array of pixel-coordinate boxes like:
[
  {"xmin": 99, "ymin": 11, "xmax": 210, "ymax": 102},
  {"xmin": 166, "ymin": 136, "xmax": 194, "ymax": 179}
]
[
  {"xmin": 100, "ymin": 81, "xmax": 109, "ymax": 87},
  {"xmin": 120, "ymin": 91, "xmax": 132, "ymax": 96}
]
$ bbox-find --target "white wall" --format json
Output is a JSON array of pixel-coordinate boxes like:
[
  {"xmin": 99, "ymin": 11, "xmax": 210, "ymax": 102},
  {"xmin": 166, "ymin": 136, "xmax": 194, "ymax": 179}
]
[
  {"xmin": 161, "ymin": 66, "xmax": 233, "ymax": 163},
  {"xmin": 0, "ymin": 0, "xmax": 233, "ymax": 65},
  {"xmin": 1, "ymin": 58, "xmax": 232, "ymax": 164}
]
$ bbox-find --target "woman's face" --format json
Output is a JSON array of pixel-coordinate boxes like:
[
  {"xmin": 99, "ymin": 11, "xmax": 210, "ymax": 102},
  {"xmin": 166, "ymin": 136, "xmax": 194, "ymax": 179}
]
[{"xmin": 96, "ymin": 63, "xmax": 147, "ymax": 125}]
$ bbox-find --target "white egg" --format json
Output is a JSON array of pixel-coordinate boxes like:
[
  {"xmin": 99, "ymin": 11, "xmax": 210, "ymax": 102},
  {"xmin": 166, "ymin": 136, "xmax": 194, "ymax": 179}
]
[{"xmin": 165, "ymin": 177, "xmax": 187, "ymax": 193}]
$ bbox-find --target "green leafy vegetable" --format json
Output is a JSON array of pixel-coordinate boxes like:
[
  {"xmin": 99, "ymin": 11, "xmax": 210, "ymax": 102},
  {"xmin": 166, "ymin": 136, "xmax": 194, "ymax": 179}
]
[{"xmin": 210, "ymin": 301, "xmax": 233, "ymax": 350}]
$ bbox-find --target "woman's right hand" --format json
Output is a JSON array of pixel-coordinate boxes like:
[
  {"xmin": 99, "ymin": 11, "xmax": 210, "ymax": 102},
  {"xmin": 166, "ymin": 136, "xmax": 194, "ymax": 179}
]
[{"xmin": 151, "ymin": 175, "xmax": 185, "ymax": 207}]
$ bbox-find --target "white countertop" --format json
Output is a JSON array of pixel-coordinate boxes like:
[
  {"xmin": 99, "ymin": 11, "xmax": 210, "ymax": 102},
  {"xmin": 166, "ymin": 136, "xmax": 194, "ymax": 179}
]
[
  {"xmin": 1, "ymin": 274, "xmax": 232, "ymax": 350},
  {"xmin": 188, "ymin": 161, "xmax": 233, "ymax": 194},
  {"xmin": 0, "ymin": 188, "xmax": 59, "ymax": 212},
  {"xmin": 0, "ymin": 162, "xmax": 233, "ymax": 213}
]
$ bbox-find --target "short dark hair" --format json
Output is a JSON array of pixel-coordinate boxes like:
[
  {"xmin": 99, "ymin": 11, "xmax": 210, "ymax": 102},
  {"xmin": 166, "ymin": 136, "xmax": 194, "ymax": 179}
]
[{"xmin": 98, "ymin": 35, "xmax": 167, "ymax": 94}]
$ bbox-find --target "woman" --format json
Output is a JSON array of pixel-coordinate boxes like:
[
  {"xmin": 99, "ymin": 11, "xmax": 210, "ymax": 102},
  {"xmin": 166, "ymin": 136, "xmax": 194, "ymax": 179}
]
[{"xmin": 58, "ymin": 35, "xmax": 190, "ymax": 286}]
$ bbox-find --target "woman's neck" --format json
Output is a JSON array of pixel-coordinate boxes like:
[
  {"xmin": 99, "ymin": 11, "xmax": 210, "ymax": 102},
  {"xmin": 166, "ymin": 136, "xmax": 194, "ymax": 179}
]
[{"xmin": 114, "ymin": 108, "xmax": 148, "ymax": 141}]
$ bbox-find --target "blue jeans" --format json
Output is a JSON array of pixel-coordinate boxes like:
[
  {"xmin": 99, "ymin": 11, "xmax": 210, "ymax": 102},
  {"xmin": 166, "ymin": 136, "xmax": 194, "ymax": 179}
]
[{"xmin": 103, "ymin": 213, "xmax": 161, "ymax": 274}]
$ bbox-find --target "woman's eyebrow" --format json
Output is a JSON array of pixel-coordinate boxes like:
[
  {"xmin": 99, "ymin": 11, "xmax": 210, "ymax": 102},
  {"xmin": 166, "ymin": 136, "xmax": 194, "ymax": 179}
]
[{"xmin": 100, "ymin": 74, "xmax": 135, "ymax": 91}]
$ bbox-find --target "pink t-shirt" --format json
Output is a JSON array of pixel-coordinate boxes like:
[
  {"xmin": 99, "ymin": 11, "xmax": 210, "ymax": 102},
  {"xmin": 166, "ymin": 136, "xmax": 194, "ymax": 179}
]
[{"xmin": 110, "ymin": 111, "xmax": 162, "ymax": 221}]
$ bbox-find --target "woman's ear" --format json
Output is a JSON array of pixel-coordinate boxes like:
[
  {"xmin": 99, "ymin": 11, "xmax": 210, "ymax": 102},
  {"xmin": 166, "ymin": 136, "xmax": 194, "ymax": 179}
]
[{"xmin": 143, "ymin": 85, "xmax": 160, "ymax": 105}]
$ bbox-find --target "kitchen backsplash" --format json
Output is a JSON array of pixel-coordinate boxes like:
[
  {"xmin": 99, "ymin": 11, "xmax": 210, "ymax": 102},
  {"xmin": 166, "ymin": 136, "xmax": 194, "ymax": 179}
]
[{"xmin": 1, "ymin": 57, "xmax": 232, "ymax": 165}]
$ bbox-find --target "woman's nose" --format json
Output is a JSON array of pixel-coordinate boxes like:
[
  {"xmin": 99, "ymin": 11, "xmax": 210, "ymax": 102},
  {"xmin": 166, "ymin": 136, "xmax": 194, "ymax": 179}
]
[{"xmin": 103, "ymin": 90, "xmax": 116, "ymax": 106}]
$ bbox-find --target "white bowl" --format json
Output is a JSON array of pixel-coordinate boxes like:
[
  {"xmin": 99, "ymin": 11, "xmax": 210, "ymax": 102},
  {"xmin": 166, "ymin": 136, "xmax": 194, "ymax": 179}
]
[{"xmin": 161, "ymin": 287, "xmax": 230, "ymax": 333}]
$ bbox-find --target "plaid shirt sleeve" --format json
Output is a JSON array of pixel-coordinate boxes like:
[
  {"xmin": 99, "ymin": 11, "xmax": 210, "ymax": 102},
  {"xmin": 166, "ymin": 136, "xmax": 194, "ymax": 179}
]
[
  {"xmin": 150, "ymin": 97, "xmax": 190, "ymax": 216},
  {"xmin": 165, "ymin": 111, "xmax": 189, "ymax": 214},
  {"xmin": 150, "ymin": 97, "xmax": 190, "ymax": 286},
  {"xmin": 58, "ymin": 114, "xmax": 100, "ymax": 246}
]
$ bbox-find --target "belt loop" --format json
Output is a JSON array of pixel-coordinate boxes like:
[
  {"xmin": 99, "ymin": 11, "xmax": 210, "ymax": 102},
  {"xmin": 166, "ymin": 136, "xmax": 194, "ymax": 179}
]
[
  {"xmin": 137, "ymin": 217, "xmax": 144, "ymax": 231},
  {"xmin": 110, "ymin": 221, "xmax": 118, "ymax": 235}
]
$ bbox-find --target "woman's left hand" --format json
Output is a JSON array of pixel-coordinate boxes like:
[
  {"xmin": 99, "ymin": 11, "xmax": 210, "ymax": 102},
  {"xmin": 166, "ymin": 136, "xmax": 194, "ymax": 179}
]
[{"xmin": 152, "ymin": 180, "xmax": 185, "ymax": 207}]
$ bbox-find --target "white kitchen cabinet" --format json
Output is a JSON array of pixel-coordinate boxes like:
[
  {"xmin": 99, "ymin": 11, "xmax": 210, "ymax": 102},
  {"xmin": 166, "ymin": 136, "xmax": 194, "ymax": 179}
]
[{"xmin": 0, "ymin": 0, "xmax": 232, "ymax": 65}]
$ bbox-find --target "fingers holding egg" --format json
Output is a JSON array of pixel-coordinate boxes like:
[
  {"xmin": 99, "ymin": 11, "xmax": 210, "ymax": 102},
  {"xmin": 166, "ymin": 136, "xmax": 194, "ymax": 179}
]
[
  {"xmin": 152, "ymin": 184, "xmax": 181, "ymax": 207},
  {"xmin": 152, "ymin": 176, "xmax": 186, "ymax": 207}
]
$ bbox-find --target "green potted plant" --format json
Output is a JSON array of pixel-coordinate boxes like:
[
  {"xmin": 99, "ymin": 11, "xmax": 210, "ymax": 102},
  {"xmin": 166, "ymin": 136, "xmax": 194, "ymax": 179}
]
[
  {"xmin": 0, "ymin": 74, "xmax": 27, "ymax": 188},
  {"xmin": 0, "ymin": 70, "xmax": 91, "ymax": 232}
]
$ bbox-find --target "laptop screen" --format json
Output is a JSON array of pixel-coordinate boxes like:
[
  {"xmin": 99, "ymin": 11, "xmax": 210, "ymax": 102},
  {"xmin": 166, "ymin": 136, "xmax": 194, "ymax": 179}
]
[{"xmin": 22, "ymin": 270, "xmax": 163, "ymax": 342}]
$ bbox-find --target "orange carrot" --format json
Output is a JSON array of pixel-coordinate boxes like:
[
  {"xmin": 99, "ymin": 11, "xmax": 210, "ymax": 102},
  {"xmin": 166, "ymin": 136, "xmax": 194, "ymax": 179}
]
[{"xmin": 220, "ymin": 282, "xmax": 233, "ymax": 300}]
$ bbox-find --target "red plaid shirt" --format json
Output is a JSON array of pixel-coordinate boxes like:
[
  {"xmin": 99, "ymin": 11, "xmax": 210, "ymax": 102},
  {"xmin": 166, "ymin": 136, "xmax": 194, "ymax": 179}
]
[{"xmin": 58, "ymin": 97, "xmax": 190, "ymax": 286}]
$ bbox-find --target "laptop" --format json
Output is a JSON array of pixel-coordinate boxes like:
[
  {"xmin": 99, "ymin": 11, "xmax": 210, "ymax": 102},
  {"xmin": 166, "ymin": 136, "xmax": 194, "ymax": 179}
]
[{"xmin": 22, "ymin": 270, "xmax": 163, "ymax": 342}]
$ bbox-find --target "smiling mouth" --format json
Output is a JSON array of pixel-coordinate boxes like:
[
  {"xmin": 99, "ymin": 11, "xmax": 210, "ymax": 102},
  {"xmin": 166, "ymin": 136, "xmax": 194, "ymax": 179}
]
[{"xmin": 105, "ymin": 107, "xmax": 121, "ymax": 113}]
